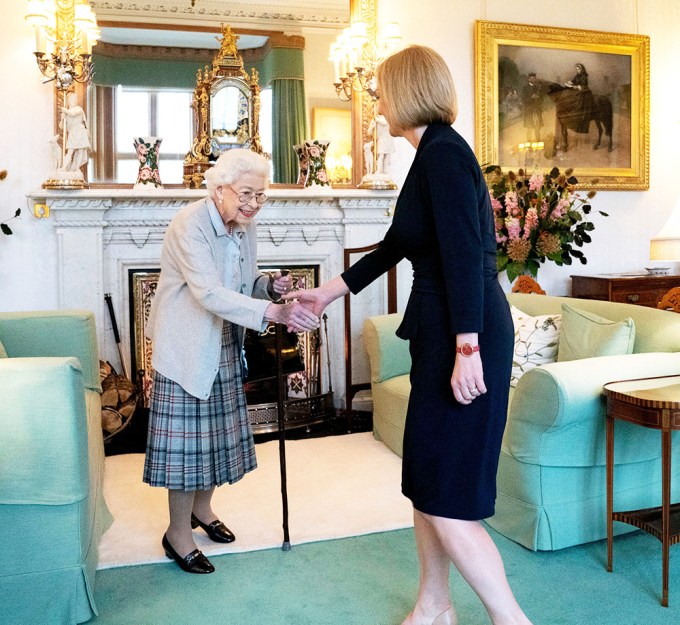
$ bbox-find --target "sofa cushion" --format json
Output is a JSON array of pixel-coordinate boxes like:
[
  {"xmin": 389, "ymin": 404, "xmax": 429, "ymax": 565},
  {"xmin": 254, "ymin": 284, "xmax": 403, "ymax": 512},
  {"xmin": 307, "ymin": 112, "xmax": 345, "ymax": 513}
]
[
  {"xmin": 506, "ymin": 293, "xmax": 680, "ymax": 354},
  {"xmin": 510, "ymin": 305, "xmax": 561, "ymax": 387},
  {"xmin": 557, "ymin": 303, "xmax": 635, "ymax": 362},
  {"xmin": 364, "ymin": 314, "xmax": 411, "ymax": 383}
]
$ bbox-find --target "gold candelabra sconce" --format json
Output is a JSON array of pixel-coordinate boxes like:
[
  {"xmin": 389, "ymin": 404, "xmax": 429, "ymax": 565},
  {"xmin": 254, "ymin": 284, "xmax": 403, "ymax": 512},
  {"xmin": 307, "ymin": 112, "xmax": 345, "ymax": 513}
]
[
  {"xmin": 25, "ymin": 0, "xmax": 99, "ymax": 90},
  {"xmin": 329, "ymin": 20, "xmax": 401, "ymax": 102},
  {"xmin": 25, "ymin": 0, "xmax": 100, "ymax": 189}
]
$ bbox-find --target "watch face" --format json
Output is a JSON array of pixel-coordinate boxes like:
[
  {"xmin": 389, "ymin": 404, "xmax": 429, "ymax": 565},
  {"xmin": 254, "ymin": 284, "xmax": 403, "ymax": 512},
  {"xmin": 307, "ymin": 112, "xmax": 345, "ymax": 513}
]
[{"xmin": 460, "ymin": 343, "xmax": 474, "ymax": 357}]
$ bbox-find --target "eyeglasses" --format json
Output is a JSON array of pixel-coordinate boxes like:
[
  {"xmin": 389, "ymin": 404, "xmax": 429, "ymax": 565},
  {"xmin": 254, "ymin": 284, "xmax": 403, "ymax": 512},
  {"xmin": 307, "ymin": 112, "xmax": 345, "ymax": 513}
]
[{"xmin": 226, "ymin": 186, "xmax": 268, "ymax": 205}]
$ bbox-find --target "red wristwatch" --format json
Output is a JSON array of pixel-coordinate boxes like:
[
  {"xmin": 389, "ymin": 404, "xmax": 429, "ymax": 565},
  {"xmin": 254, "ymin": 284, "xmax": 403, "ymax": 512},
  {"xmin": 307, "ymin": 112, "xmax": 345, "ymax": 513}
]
[{"xmin": 456, "ymin": 343, "xmax": 480, "ymax": 357}]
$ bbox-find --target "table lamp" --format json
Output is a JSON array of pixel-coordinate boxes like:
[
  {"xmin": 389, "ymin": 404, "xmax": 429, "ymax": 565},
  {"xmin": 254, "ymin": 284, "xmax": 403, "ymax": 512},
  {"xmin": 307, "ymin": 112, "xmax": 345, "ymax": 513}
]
[{"xmin": 650, "ymin": 194, "xmax": 680, "ymax": 270}]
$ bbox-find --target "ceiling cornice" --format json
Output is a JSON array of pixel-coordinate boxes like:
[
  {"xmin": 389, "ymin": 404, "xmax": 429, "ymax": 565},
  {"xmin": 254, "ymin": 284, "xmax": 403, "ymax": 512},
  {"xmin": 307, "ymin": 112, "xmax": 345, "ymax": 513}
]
[{"xmin": 90, "ymin": 1, "xmax": 349, "ymax": 31}]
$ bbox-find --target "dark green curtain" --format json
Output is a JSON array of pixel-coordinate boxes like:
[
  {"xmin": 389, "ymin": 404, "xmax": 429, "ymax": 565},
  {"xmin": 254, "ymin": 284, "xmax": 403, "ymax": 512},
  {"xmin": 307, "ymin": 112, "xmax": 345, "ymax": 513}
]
[{"xmin": 272, "ymin": 79, "xmax": 307, "ymax": 184}]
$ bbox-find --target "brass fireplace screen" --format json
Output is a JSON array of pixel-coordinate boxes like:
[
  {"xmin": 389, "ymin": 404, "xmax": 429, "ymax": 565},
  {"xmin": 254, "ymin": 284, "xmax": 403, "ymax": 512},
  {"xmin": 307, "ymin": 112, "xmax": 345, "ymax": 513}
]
[{"xmin": 128, "ymin": 266, "xmax": 333, "ymax": 433}]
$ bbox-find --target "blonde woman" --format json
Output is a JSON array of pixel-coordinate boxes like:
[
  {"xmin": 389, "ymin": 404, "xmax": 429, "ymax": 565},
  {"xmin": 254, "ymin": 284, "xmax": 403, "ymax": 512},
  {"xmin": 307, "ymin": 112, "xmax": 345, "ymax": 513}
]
[
  {"xmin": 144, "ymin": 149, "xmax": 319, "ymax": 574},
  {"xmin": 285, "ymin": 46, "xmax": 533, "ymax": 625}
]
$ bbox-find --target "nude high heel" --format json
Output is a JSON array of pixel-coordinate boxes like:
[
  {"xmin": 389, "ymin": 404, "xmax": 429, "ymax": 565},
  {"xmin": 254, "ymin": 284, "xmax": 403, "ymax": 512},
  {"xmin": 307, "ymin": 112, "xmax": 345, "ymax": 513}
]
[{"xmin": 432, "ymin": 606, "xmax": 455, "ymax": 625}]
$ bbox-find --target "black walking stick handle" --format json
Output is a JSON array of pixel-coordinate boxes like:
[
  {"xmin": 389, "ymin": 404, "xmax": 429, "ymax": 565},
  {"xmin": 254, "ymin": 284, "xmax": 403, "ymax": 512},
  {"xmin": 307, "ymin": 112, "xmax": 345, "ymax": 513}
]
[{"xmin": 104, "ymin": 293, "xmax": 121, "ymax": 344}]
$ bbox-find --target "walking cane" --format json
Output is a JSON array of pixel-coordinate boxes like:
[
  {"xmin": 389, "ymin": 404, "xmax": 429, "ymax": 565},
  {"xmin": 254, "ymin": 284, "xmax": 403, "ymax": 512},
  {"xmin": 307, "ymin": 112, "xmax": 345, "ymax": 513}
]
[
  {"xmin": 105, "ymin": 293, "xmax": 130, "ymax": 379},
  {"xmin": 274, "ymin": 322, "xmax": 292, "ymax": 551}
]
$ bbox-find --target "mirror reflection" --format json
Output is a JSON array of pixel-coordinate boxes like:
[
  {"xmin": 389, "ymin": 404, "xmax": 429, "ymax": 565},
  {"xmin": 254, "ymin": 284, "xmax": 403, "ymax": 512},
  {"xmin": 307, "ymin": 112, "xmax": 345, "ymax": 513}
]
[
  {"xmin": 87, "ymin": 22, "xmax": 349, "ymax": 186},
  {"xmin": 211, "ymin": 83, "xmax": 250, "ymax": 154}
]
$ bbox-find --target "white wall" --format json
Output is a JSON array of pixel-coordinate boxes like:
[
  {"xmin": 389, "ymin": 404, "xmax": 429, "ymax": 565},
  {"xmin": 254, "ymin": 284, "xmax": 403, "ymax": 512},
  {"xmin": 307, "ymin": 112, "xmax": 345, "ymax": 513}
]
[
  {"xmin": 0, "ymin": 2, "xmax": 57, "ymax": 310},
  {"xmin": 381, "ymin": 0, "xmax": 680, "ymax": 295},
  {"xmin": 1, "ymin": 1, "xmax": 679, "ymax": 311}
]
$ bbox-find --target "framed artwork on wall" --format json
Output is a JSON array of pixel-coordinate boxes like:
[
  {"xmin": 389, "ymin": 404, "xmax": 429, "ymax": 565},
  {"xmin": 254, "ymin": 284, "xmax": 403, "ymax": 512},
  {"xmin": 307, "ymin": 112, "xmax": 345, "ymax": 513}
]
[{"xmin": 475, "ymin": 20, "xmax": 650, "ymax": 190}]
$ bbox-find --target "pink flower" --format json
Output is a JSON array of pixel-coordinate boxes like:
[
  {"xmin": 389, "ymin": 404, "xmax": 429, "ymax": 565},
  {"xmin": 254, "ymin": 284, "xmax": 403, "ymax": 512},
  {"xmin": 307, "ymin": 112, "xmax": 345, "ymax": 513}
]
[
  {"xmin": 540, "ymin": 199, "xmax": 549, "ymax": 218},
  {"xmin": 317, "ymin": 170, "xmax": 328, "ymax": 182},
  {"xmin": 504, "ymin": 191, "xmax": 518, "ymax": 215},
  {"xmin": 489, "ymin": 192, "xmax": 503, "ymax": 215},
  {"xmin": 307, "ymin": 145, "xmax": 321, "ymax": 158},
  {"xmin": 523, "ymin": 207, "xmax": 539, "ymax": 237},
  {"xmin": 529, "ymin": 173, "xmax": 544, "ymax": 192},
  {"xmin": 496, "ymin": 232, "xmax": 508, "ymax": 244},
  {"xmin": 505, "ymin": 216, "xmax": 521, "ymax": 240},
  {"xmin": 551, "ymin": 198, "xmax": 571, "ymax": 219}
]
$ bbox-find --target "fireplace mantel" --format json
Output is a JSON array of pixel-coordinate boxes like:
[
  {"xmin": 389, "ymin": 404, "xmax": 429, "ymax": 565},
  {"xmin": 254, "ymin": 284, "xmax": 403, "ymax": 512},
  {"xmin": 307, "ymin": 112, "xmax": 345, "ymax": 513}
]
[{"xmin": 27, "ymin": 187, "xmax": 400, "ymax": 409}]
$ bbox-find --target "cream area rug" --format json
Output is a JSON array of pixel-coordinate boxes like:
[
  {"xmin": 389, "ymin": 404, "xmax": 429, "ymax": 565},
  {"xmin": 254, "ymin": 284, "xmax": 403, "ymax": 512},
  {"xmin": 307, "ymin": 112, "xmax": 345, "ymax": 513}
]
[{"xmin": 98, "ymin": 432, "xmax": 414, "ymax": 569}]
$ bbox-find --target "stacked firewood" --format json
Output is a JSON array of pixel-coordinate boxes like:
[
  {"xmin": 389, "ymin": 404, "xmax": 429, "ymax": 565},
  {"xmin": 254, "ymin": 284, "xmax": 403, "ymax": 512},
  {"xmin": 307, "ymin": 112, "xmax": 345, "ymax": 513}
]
[{"xmin": 99, "ymin": 361, "xmax": 138, "ymax": 441}]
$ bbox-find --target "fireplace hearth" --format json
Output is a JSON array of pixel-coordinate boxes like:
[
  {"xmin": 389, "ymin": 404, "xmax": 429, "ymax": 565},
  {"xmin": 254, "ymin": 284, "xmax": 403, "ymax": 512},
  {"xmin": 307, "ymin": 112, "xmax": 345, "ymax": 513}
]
[{"xmin": 128, "ymin": 265, "xmax": 334, "ymax": 432}]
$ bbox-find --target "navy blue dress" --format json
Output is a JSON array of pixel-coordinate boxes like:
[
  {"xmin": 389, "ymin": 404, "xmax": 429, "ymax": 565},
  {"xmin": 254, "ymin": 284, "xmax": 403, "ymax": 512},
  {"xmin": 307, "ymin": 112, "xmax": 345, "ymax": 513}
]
[{"xmin": 342, "ymin": 123, "xmax": 513, "ymax": 520}]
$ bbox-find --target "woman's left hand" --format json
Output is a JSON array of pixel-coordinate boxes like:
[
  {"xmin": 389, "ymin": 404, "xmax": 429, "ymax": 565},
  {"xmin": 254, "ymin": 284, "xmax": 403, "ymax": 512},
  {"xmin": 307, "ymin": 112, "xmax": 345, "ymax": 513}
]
[
  {"xmin": 450, "ymin": 353, "xmax": 487, "ymax": 405},
  {"xmin": 271, "ymin": 271, "xmax": 294, "ymax": 295}
]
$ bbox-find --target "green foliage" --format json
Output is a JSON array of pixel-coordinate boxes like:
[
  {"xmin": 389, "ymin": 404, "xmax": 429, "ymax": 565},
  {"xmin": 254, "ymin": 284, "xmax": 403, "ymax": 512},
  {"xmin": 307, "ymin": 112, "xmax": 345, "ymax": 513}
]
[{"xmin": 1, "ymin": 169, "xmax": 21, "ymax": 237}]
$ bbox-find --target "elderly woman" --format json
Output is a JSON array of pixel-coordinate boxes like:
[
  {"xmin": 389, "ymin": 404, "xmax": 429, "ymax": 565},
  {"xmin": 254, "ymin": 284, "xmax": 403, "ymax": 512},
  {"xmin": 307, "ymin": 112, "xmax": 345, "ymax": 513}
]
[{"xmin": 143, "ymin": 148, "xmax": 319, "ymax": 574}]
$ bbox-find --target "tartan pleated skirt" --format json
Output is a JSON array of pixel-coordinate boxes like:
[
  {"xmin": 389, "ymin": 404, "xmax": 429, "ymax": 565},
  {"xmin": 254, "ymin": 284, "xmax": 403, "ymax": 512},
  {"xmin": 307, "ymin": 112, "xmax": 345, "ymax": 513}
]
[{"xmin": 143, "ymin": 322, "xmax": 257, "ymax": 490}]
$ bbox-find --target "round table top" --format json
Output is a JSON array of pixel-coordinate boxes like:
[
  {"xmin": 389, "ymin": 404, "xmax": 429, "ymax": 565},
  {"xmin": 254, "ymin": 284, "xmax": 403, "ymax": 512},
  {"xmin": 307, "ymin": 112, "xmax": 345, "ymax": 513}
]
[{"xmin": 604, "ymin": 375, "xmax": 680, "ymax": 409}]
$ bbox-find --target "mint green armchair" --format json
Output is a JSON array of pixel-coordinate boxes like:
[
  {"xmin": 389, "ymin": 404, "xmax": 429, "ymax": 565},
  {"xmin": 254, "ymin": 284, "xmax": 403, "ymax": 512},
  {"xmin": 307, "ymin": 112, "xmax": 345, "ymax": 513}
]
[{"xmin": 0, "ymin": 310, "xmax": 112, "ymax": 624}]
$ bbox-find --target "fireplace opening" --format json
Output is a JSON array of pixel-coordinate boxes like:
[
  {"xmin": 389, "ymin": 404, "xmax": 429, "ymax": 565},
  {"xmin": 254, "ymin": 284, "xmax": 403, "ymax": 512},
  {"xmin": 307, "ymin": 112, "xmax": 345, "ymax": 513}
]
[{"xmin": 127, "ymin": 265, "xmax": 334, "ymax": 434}]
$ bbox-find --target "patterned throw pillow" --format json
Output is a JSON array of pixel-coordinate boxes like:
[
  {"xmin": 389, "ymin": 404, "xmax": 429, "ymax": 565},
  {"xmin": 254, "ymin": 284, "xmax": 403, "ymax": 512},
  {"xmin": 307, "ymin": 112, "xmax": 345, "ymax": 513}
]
[{"xmin": 510, "ymin": 305, "xmax": 562, "ymax": 387}]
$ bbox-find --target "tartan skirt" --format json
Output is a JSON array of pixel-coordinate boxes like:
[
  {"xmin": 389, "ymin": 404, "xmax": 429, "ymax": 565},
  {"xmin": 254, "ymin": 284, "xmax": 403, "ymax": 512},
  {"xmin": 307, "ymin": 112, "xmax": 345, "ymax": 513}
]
[{"xmin": 143, "ymin": 322, "xmax": 257, "ymax": 490}]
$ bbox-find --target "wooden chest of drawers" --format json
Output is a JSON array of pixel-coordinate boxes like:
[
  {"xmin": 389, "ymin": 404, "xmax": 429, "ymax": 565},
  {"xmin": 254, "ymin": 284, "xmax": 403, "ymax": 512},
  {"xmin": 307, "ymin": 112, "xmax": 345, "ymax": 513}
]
[{"xmin": 571, "ymin": 273, "xmax": 680, "ymax": 308}]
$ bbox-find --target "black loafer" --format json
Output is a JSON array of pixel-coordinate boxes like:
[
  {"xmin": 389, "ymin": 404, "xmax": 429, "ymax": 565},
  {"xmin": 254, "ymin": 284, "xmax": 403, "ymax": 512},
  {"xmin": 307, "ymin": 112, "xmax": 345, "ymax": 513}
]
[
  {"xmin": 162, "ymin": 534, "xmax": 214, "ymax": 574},
  {"xmin": 191, "ymin": 513, "xmax": 236, "ymax": 543}
]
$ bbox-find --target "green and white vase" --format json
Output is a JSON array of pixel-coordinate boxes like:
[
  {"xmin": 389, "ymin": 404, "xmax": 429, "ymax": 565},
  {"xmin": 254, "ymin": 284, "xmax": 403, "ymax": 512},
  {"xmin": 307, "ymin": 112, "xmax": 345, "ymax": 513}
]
[
  {"xmin": 303, "ymin": 139, "xmax": 331, "ymax": 188},
  {"xmin": 293, "ymin": 143, "xmax": 309, "ymax": 186},
  {"xmin": 133, "ymin": 136, "xmax": 163, "ymax": 190}
]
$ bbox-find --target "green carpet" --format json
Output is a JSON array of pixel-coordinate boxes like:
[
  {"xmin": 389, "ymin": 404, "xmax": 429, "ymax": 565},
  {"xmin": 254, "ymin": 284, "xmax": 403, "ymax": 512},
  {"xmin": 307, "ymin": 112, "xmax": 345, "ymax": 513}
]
[{"xmin": 92, "ymin": 526, "xmax": 678, "ymax": 625}]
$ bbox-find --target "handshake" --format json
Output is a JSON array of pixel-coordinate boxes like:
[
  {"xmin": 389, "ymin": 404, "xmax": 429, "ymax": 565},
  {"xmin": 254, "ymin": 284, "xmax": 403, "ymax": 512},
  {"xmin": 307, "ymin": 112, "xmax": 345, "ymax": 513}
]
[{"xmin": 266, "ymin": 272, "xmax": 346, "ymax": 334}]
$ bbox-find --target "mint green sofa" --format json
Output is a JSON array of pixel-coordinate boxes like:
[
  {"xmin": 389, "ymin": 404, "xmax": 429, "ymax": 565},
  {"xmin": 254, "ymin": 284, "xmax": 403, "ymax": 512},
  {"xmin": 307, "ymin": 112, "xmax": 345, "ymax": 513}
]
[
  {"xmin": 0, "ymin": 310, "xmax": 112, "ymax": 624},
  {"xmin": 364, "ymin": 294, "xmax": 680, "ymax": 551}
]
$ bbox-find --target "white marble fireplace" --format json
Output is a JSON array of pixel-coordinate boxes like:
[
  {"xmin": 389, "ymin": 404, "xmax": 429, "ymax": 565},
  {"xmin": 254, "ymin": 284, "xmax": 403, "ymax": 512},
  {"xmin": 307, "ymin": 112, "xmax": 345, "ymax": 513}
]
[{"xmin": 26, "ymin": 187, "xmax": 400, "ymax": 408}]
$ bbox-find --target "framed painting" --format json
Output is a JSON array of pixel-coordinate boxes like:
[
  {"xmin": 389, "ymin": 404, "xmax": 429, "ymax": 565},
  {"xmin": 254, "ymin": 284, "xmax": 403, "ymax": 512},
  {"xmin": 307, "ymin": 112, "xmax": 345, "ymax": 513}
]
[{"xmin": 475, "ymin": 20, "xmax": 649, "ymax": 190}]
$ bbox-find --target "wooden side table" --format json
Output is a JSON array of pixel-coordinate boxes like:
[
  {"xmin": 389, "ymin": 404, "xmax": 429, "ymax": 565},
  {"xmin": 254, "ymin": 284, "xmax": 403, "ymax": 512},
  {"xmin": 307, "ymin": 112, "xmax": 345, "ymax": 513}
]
[
  {"xmin": 571, "ymin": 273, "xmax": 680, "ymax": 307},
  {"xmin": 604, "ymin": 376, "xmax": 680, "ymax": 607}
]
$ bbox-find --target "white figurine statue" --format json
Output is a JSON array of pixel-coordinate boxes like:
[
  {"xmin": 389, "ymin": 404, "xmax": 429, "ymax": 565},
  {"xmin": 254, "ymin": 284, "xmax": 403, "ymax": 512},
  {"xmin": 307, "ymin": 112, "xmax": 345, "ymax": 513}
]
[
  {"xmin": 46, "ymin": 92, "xmax": 92, "ymax": 187},
  {"xmin": 359, "ymin": 113, "xmax": 397, "ymax": 190},
  {"xmin": 370, "ymin": 114, "xmax": 395, "ymax": 175},
  {"xmin": 60, "ymin": 92, "xmax": 92, "ymax": 172}
]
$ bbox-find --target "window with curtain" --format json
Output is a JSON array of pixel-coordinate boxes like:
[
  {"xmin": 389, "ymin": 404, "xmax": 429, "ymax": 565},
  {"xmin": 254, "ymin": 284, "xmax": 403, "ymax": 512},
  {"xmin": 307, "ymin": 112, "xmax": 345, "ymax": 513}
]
[{"xmin": 114, "ymin": 87, "xmax": 194, "ymax": 185}]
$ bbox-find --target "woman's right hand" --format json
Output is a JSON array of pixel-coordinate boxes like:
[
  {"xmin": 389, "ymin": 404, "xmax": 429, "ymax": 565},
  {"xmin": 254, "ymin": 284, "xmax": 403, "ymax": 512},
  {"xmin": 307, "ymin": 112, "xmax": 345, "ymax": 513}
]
[
  {"xmin": 280, "ymin": 276, "xmax": 350, "ymax": 317},
  {"xmin": 265, "ymin": 301, "xmax": 320, "ymax": 333}
]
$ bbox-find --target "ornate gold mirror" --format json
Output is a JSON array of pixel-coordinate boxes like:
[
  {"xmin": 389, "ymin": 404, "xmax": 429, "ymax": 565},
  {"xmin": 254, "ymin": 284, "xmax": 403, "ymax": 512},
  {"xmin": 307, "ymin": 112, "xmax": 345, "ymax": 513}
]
[{"xmin": 183, "ymin": 25, "xmax": 263, "ymax": 188}]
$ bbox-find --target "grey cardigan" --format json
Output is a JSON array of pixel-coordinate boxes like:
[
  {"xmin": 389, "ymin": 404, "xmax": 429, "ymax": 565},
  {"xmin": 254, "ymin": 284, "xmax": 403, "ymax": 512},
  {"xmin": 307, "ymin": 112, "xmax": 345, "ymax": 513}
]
[{"xmin": 147, "ymin": 197, "xmax": 272, "ymax": 399}]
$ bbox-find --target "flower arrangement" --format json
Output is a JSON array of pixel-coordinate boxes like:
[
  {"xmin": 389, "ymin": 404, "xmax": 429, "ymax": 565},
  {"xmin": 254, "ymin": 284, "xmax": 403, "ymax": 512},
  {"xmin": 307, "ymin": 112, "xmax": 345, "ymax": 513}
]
[
  {"xmin": 1, "ymin": 169, "xmax": 21, "ymax": 237},
  {"xmin": 485, "ymin": 165, "xmax": 607, "ymax": 283}
]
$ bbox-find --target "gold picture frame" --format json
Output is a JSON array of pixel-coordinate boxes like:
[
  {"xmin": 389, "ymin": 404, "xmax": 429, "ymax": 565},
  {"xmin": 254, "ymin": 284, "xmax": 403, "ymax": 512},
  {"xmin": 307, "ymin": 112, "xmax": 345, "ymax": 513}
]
[{"xmin": 475, "ymin": 20, "xmax": 650, "ymax": 190}]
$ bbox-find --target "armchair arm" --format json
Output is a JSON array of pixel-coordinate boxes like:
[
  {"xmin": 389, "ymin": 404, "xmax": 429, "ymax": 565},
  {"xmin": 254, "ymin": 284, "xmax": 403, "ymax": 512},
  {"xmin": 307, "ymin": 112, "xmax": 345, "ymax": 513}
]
[
  {"xmin": 504, "ymin": 351, "xmax": 680, "ymax": 467},
  {"xmin": 0, "ymin": 357, "xmax": 89, "ymax": 505},
  {"xmin": 0, "ymin": 310, "xmax": 100, "ymax": 392}
]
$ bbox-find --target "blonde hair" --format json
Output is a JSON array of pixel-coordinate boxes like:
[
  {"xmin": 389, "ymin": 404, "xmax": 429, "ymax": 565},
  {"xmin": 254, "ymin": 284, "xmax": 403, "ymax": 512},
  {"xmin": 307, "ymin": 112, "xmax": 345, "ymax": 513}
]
[
  {"xmin": 204, "ymin": 149, "xmax": 270, "ymax": 195},
  {"xmin": 375, "ymin": 45, "xmax": 457, "ymax": 132}
]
